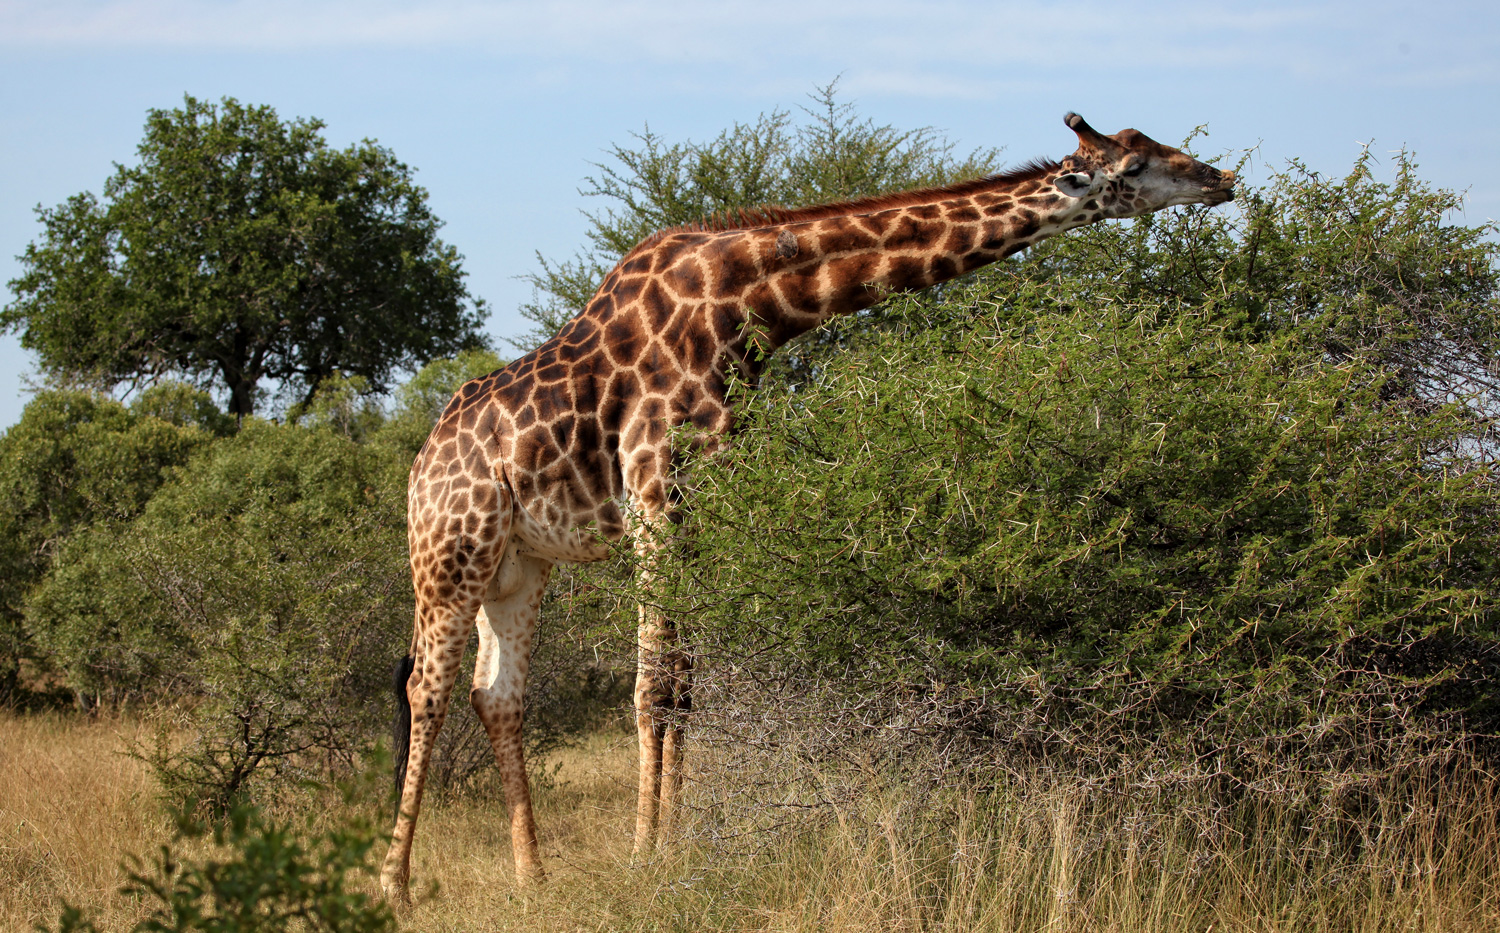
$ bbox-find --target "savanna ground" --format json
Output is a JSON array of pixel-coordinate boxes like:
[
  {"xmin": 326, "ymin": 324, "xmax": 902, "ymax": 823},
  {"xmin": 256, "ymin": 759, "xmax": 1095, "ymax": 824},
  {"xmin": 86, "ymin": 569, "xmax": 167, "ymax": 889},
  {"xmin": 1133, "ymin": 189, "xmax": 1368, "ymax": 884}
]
[{"xmin": 4, "ymin": 709, "xmax": 1499, "ymax": 932}]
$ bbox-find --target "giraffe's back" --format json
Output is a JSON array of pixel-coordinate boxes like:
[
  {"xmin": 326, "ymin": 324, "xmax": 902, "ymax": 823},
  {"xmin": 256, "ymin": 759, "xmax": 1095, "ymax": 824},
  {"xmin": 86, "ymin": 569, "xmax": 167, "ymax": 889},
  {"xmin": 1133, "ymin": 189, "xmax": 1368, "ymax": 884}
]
[{"xmin": 411, "ymin": 229, "xmax": 758, "ymax": 560}]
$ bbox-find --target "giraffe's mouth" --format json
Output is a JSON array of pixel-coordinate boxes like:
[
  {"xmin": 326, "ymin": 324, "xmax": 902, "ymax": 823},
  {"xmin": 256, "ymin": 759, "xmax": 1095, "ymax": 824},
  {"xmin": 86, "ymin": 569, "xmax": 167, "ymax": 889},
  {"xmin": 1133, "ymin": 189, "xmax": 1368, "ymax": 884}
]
[{"xmin": 1202, "ymin": 170, "xmax": 1237, "ymax": 204}]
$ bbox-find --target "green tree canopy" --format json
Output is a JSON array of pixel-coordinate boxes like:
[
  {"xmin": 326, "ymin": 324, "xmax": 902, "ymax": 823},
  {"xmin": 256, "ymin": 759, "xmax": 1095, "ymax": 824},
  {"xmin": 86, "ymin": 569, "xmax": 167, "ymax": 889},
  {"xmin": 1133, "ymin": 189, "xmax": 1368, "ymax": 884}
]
[{"xmin": 3, "ymin": 95, "xmax": 488, "ymax": 419}]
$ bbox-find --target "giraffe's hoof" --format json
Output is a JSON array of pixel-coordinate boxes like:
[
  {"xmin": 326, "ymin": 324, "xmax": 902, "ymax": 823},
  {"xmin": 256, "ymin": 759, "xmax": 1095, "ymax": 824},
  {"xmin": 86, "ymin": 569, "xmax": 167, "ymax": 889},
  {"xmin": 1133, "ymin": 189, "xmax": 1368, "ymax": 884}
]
[
  {"xmin": 380, "ymin": 875, "xmax": 412, "ymax": 908},
  {"xmin": 514, "ymin": 863, "xmax": 547, "ymax": 887},
  {"xmin": 628, "ymin": 841, "xmax": 659, "ymax": 868}
]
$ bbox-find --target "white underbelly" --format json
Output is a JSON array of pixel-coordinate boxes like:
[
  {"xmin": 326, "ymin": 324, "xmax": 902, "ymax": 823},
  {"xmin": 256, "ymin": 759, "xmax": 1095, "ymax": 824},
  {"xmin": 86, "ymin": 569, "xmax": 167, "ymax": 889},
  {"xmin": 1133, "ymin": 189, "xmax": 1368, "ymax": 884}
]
[{"xmin": 510, "ymin": 499, "xmax": 616, "ymax": 563}]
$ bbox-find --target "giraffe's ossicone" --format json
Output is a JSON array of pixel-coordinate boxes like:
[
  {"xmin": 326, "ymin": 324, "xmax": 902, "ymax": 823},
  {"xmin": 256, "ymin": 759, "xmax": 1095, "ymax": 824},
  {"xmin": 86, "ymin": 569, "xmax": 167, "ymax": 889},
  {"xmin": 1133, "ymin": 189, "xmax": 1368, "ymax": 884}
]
[{"xmin": 380, "ymin": 113, "xmax": 1237, "ymax": 901}]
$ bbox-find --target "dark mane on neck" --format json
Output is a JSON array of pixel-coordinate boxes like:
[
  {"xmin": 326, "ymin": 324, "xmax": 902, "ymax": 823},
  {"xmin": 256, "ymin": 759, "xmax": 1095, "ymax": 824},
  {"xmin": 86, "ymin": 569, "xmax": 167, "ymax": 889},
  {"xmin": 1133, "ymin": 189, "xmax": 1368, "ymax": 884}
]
[{"xmin": 620, "ymin": 158, "xmax": 1063, "ymax": 259}]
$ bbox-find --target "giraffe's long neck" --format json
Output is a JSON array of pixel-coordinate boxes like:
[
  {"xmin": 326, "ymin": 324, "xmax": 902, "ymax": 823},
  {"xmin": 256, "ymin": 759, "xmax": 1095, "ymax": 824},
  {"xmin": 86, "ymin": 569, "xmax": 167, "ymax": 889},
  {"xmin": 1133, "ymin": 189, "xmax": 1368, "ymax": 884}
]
[{"xmin": 735, "ymin": 169, "xmax": 1093, "ymax": 356}]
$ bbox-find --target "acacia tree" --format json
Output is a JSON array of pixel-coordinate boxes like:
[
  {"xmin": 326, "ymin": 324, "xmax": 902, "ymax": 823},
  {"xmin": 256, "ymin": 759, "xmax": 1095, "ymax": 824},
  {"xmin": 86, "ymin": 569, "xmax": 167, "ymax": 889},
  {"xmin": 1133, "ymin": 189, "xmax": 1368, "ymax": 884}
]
[{"xmin": 3, "ymin": 96, "xmax": 487, "ymax": 419}]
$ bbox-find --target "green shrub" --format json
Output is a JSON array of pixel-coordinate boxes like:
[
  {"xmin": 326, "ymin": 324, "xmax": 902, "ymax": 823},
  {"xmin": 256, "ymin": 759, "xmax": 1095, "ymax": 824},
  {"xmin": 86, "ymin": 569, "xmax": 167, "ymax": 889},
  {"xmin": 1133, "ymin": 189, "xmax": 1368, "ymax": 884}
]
[
  {"xmin": 642, "ymin": 152, "xmax": 1499, "ymax": 810},
  {"xmin": 53, "ymin": 790, "xmax": 394, "ymax": 933},
  {"xmin": 0, "ymin": 385, "xmax": 223, "ymax": 705},
  {"xmin": 27, "ymin": 417, "xmax": 411, "ymax": 806}
]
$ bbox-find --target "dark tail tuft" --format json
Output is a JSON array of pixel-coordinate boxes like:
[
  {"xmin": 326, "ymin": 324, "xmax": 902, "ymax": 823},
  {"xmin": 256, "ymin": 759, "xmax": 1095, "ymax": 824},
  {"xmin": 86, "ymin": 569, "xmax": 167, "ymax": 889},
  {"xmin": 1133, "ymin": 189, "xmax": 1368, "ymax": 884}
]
[{"xmin": 392, "ymin": 655, "xmax": 415, "ymax": 816}]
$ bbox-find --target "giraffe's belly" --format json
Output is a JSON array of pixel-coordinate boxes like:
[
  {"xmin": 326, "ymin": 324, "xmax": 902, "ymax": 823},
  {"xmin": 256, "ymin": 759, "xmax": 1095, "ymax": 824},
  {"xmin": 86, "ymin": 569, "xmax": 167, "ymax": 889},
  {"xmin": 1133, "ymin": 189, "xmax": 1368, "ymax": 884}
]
[{"xmin": 509, "ymin": 495, "xmax": 619, "ymax": 563}]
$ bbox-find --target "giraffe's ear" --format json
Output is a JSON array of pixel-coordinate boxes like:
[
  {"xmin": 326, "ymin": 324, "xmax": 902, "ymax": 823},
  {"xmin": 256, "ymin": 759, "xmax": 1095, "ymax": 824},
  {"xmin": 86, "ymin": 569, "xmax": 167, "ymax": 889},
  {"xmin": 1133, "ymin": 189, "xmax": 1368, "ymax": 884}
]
[{"xmin": 1055, "ymin": 172, "xmax": 1095, "ymax": 198}]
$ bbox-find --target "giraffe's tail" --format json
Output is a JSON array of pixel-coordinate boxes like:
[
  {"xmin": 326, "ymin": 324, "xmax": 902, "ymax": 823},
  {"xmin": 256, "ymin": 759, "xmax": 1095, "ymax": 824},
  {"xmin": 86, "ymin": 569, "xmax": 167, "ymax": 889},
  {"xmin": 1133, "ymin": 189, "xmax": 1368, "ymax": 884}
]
[{"xmin": 392, "ymin": 654, "xmax": 415, "ymax": 815}]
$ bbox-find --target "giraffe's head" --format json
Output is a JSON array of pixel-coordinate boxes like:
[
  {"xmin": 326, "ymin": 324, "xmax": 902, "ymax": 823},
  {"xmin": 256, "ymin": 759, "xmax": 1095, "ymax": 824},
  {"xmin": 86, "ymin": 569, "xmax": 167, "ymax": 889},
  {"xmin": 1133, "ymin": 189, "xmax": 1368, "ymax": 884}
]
[{"xmin": 1055, "ymin": 112, "xmax": 1236, "ymax": 217}]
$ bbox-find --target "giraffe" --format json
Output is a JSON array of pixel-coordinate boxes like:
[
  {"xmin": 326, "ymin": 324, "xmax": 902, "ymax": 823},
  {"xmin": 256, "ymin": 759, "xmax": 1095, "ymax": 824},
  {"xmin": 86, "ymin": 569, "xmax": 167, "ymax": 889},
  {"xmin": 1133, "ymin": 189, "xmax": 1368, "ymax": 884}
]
[{"xmin": 379, "ymin": 112, "xmax": 1236, "ymax": 900}]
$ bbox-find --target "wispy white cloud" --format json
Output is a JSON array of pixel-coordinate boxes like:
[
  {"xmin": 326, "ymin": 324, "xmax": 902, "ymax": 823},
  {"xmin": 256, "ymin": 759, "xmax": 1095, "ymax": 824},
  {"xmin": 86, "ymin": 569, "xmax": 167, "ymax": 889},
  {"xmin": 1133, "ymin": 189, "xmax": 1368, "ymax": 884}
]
[
  {"xmin": 2, "ymin": 0, "xmax": 1495, "ymax": 91},
  {"xmin": 0, "ymin": 0, "xmax": 1311, "ymax": 55}
]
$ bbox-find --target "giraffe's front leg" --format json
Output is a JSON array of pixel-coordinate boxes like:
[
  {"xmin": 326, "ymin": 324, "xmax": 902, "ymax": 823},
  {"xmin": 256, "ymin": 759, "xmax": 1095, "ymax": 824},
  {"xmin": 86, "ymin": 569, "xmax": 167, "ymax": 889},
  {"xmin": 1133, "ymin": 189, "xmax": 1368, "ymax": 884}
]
[
  {"xmin": 657, "ymin": 650, "xmax": 693, "ymax": 841},
  {"xmin": 629, "ymin": 474, "xmax": 695, "ymax": 853},
  {"xmin": 633, "ymin": 603, "xmax": 676, "ymax": 854}
]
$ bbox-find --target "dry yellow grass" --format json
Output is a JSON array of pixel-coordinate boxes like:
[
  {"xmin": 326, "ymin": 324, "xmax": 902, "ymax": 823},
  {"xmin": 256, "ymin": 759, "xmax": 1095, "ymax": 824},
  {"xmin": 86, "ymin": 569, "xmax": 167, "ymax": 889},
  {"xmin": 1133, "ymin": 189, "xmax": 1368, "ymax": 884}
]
[
  {"xmin": 4, "ymin": 711, "xmax": 1499, "ymax": 932},
  {"xmin": 397, "ymin": 730, "xmax": 647, "ymax": 931},
  {"xmin": 0, "ymin": 711, "xmax": 167, "ymax": 930}
]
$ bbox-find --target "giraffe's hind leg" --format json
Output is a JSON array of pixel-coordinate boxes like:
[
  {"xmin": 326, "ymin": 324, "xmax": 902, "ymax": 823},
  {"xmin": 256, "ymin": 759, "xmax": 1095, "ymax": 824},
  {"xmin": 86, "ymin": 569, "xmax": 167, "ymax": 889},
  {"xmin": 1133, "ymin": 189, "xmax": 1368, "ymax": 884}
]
[
  {"xmin": 380, "ymin": 483, "xmax": 513, "ymax": 903},
  {"xmin": 470, "ymin": 544, "xmax": 553, "ymax": 880}
]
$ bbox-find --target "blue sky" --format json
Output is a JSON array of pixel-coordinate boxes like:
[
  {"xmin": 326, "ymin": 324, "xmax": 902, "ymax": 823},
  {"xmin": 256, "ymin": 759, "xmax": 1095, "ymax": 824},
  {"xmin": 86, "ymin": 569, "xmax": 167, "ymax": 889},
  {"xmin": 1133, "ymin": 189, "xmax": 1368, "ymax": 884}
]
[{"xmin": 2, "ymin": 0, "xmax": 1497, "ymax": 429}]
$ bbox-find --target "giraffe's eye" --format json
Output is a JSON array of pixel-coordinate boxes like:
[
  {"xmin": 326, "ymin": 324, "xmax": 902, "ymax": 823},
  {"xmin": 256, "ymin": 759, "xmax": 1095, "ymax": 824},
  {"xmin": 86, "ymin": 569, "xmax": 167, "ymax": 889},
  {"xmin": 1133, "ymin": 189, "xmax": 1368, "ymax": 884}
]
[{"xmin": 1123, "ymin": 160, "xmax": 1147, "ymax": 177}]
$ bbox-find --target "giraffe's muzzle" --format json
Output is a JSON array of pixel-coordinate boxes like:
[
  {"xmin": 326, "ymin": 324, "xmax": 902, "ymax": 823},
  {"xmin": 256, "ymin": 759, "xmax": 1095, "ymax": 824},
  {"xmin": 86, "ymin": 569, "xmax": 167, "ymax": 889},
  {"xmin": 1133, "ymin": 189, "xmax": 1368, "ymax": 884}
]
[{"xmin": 1204, "ymin": 170, "xmax": 1237, "ymax": 204}]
